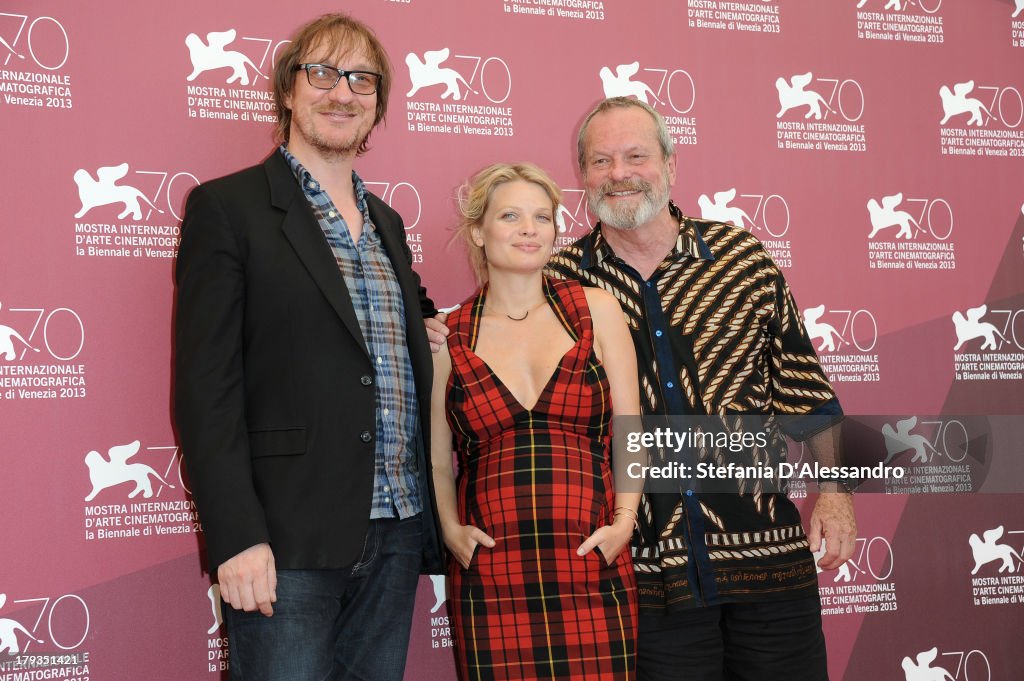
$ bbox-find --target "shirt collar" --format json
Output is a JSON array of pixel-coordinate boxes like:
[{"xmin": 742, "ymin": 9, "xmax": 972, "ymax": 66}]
[
  {"xmin": 579, "ymin": 200, "xmax": 714, "ymax": 270},
  {"xmin": 278, "ymin": 144, "xmax": 370, "ymax": 213}
]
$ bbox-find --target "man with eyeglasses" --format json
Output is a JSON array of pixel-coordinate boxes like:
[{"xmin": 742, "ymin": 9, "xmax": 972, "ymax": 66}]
[{"xmin": 175, "ymin": 13, "xmax": 444, "ymax": 681}]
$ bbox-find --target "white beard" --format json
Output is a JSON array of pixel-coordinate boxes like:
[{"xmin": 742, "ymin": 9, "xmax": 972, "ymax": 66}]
[{"xmin": 588, "ymin": 173, "xmax": 670, "ymax": 230}]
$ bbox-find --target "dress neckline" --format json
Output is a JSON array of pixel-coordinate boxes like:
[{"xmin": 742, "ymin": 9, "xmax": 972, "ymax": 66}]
[{"xmin": 465, "ymin": 277, "xmax": 581, "ymax": 413}]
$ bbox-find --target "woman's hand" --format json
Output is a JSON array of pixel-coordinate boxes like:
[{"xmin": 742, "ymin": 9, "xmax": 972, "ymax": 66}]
[
  {"xmin": 577, "ymin": 517, "xmax": 635, "ymax": 565},
  {"xmin": 443, "ymin": 523, "xmax": 496, "ymax": 569}
]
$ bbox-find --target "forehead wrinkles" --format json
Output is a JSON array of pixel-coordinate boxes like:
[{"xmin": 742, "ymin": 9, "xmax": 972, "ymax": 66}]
[{"xmin": 585, "ymin": 131, "xmax": 661, "ymax": 165}]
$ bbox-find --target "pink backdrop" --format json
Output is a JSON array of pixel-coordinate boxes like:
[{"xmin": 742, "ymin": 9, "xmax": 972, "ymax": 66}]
[{"xmin": 1, "ymin": 1, "xmax": 1022, "ymax": 679}]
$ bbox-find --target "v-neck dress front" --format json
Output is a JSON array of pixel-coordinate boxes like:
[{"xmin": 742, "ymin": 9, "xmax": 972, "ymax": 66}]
[{"xmin": 445, "ymin": 277, "xmax": 637, "ymax": 681}]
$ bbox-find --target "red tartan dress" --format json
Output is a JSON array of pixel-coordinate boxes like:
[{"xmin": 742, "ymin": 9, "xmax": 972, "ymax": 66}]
[{"xmin": 445, "ymin": 277, "xmax": 637, "ymax": 681}]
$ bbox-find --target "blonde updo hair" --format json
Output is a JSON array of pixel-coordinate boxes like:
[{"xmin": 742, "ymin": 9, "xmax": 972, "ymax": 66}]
[{"xmin": 456, "ymin": 162, "xmax": 562, "ymax": 283}]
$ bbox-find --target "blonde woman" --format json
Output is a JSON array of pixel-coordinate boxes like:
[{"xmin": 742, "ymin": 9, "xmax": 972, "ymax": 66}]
[{"xmin": 430, "ymin": 163, "xmax": 641, "ymax": 680}]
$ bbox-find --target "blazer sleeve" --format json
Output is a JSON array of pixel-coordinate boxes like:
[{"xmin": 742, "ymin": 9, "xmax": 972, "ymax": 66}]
[
  {"xmin": 418, "ymin": 267, "xmax": 439, "ymax": 317},
  {"xmin": 174, "ymin": 183, "xmax": 269, "ymax": 570}
]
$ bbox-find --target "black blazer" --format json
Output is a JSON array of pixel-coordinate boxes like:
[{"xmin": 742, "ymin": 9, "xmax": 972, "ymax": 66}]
[{"xmin": 174, "ymin": 151, "xmax": 442, "ymax": 573}]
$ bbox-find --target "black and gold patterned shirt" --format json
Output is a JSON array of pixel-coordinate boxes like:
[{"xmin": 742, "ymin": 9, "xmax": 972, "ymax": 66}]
[{"xmin": 547, "ymin": 201, "xmax": 842, "ymax": 612}]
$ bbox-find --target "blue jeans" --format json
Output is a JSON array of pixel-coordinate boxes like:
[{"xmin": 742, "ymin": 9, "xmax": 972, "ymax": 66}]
[{"xmin": 223, "ymin": 515, "xmax": 423, "ymax": 681}]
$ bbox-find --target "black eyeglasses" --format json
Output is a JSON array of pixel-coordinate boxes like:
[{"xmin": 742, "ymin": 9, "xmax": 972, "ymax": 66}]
[{"xmin": 296, "ymin": 64, "xmax": 382, "ymax": 95}]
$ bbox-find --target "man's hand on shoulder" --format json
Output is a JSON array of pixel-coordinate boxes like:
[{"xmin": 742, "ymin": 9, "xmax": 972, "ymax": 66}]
[
  {"xmin": 217, "ymin": 542, "xmax": 277, "ymax": 616},
  {"xmin": 808, "ymin": 491, "xmax": 856, "ymax": 571}
]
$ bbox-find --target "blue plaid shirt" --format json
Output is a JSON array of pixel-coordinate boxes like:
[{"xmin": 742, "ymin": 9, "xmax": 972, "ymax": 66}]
[{"xmin": 281, "ymin": 146, "xmax": 422, "ymax": 520}]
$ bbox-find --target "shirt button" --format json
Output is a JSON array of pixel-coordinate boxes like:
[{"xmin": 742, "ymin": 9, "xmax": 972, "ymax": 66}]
[
  {"xmin": 646, "ymin": 281, "xmax": 653, "ymax": 288},
  {"xmin": 666, "ymin": 381, "xmax": 675, "ymax": 389},
  {"xmin": 655, "ymin": 330, "xmax": 663, "ymax": 337},
  {"xmin": 377, "ymin": 356, "xmax": 383, "ymax": 365},
  {"xmin": 685, "ymin": 489, "xmax": 693, "ymax": 497},
  {"xmin": 382, "ymin": 408, "xmax": 390, "ymax": 416},
  {"xmin": 360, "ymin": 375, "xmax": 373, "ymax": 386},
  {"xmin": 328, "ymin": 210, "xmax": 337, "ymax": 218},
  {"xmin": 383, "ymin": 485, "xmax": 391, "ymax": 493},
  {"xmin": 307, "ymin": 181, "xmax": 317, "ymax": 189},
  {"xmin": 360, "ymin": 431, "xmax": 373, "ymax": 443}
]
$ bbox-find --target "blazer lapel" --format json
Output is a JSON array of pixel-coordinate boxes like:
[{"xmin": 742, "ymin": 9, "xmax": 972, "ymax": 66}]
[
  {"xmin": 369, "ymin": 197, "xmax": 418, "ymax": 325},
  {"xmin": 265, "ymin": 154, "xmax": 370, "ymax": 359},
  {"xmin": 369, "ymin": 198, "xmax": 432, "ymax": 407}
]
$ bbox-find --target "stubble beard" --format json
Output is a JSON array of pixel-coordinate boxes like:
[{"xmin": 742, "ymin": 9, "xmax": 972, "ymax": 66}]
[{"xmin": 297, "ymin": 105, "xmax": 371, "ymax": 160}]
